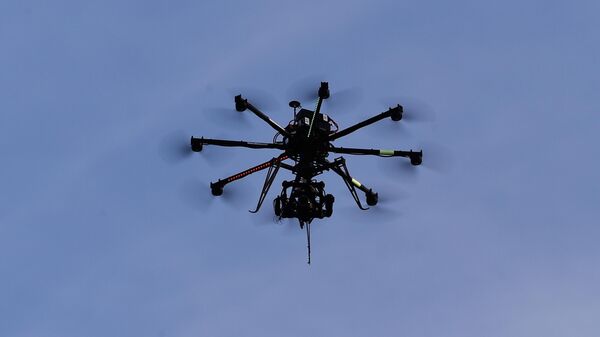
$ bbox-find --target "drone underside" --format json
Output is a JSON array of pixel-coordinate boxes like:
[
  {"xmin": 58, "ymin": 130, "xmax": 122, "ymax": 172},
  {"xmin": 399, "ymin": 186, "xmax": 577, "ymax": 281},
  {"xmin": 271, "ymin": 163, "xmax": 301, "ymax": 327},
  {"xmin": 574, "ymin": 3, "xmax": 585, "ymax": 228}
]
[{"xmin": 190, "ymin": 82, "xmax": 422, "ymax": 263}]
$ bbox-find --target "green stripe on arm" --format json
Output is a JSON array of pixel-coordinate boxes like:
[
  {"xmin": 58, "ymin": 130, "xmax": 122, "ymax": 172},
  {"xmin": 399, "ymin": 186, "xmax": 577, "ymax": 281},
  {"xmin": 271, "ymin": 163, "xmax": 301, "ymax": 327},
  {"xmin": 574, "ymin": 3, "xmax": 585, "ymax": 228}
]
[
  {"xmin": 379, "ymin": 149, "xmax": 394, "ymax": 156},
  {"xmin": 351, "ymin": 178, "xmax": 362, "ymax": 188}
]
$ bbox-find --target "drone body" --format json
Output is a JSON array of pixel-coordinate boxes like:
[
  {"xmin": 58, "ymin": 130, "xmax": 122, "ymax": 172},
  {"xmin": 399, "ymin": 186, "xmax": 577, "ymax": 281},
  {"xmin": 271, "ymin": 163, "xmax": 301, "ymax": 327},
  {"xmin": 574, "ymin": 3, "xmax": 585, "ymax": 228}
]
[{"xmin": 190, "ymin": 82, "xmax": 422, "ymax": 263}]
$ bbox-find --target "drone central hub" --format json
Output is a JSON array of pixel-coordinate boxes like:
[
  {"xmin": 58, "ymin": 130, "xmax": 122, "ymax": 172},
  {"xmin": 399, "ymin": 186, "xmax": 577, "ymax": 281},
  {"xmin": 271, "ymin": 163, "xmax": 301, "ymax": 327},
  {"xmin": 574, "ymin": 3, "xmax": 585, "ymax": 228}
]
[{"xmin": 283, "ymin": 108, "xmax": 332, "ymax": 160}]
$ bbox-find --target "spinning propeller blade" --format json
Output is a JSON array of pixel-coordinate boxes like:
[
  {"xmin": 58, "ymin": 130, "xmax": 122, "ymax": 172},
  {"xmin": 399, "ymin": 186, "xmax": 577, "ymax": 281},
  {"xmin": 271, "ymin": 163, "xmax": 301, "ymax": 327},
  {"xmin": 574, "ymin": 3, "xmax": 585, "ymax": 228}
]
[
  {"xmin": 203, "ymin": 107, "xmax": 251, "ymax": 127},
  {"xmin": 159, "ymin": 130, "xmax": 194, "ymax": 164},
  {"xmin": 178, "ymin": 178, "xmax": 214, "ymax": 211},
  {"xmin": 179, "ymin": 177, "xmax": 256, "ymax": 211},
  {"xmin": 418, "ymin": 141, "xmax": 454, "ymax": 173},
  {"xmin": 203, "ymin": 87, "xmax": 280, "ymax": 127},
  {"xmin": 358, "ymin": 96, "xmax": 436, "ymax": 140},
  {"xmin": 378, "ymin": 140, "xmax": 453, "ymax": 181},
  {"xmin": 287, "ymin": 76, "xmax": 323, "ymax": 103},
  {"xmin": 287, "ymin": 78, "xmax": 363, "ymax": 113},
  {"xmin": 226, "ymin": 86, "xmax": 280, "ymax": 111},
  {"xmin": 379, "ymin": 96, "xmax": 436, "ymax": 123}
]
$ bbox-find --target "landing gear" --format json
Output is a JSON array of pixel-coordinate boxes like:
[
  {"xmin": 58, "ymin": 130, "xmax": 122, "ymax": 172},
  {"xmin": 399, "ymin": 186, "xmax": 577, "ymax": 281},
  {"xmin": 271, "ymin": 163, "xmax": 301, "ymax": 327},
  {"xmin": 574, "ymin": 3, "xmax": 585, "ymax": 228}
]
[
  {"xmin": 323, "ymin": 194, "xmax": 334, "ymax": 217},
  {"xmin": 274, "ymin": 196, "xmax": 282, "ymax": 216}
]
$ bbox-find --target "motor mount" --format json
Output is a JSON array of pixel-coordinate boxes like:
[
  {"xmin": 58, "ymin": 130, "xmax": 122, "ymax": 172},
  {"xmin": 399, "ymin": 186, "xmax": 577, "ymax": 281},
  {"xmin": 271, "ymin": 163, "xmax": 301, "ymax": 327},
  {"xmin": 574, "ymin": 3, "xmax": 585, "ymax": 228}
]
[
  {"xmin": 390, "ymin": 105, "xmax": 404, "ymax": 121},
  {"xmin": 318, "ymin": 82, "xmax": 330, "ymax": 99},
  {"xmin": 210, "ymin": 182, "xmax": 224, "ymax": 196},
  {"xmin": 191, "ymin": 137, "xmax": 203, "ymax": 152},
  {"xmin": 235, "ymin": 95, "xmax": 247, "ymax": 112},
  {"xmin": 410, "ymin": 151, "xmax": 423, "ymax": 166},
  {"xmin": 366, "ymin": 189, "xmax": 378, "ymax": 206}
]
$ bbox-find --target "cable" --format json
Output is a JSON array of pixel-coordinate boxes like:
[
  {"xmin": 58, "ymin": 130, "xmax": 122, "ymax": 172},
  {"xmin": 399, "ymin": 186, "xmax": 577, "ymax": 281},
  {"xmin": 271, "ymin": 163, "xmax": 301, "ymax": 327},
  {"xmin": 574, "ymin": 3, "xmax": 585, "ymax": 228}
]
[{"xmin": 306, "ymin": 222, "xmax": 311, "ymax": 265}]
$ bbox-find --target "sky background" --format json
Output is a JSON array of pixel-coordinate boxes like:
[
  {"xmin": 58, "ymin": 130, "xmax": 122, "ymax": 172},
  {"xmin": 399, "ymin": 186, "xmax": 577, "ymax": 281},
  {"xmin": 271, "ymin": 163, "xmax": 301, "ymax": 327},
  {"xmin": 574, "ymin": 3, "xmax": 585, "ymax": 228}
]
[{"xmin": 1, "ymin": 0, "xmax": 599, "ymax": 336}]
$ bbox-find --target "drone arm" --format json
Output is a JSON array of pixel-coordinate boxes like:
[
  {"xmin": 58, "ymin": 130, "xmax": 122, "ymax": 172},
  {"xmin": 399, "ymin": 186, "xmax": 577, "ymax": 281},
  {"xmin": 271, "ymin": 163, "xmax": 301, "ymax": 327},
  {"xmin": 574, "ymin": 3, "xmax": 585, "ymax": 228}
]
[
  {"xmin": 328, "ymin": 105, "xmax": 403, "ymax": 141},
  {"xmin": 235, "ymin": 95, "xmax": 290, "ymax": 137},
  {"xmin": 278, "ymin": 162, "xmax": 296, "ymax": 172},
  {"xmin": 249, "ymin": 160, "xmax": 296, "ymax": 213},
  {"xmin": 209, "ymin": 154, "xmax": 289, "ymax": 195},
  {"xmin": 329, "ymin": 146, "xmax": 423, "ymax": 165},
  {"xmin": 249, "ymin": 158, "xmax": 284, "ymax": 213},
  {"xmin": 327, "ymin": 158, "xmax": 374, "ymax": 209},
  {"xmin": 306, "ymin": 95, "xmax": 325, "ymax": 138},
  {"xmin": 191, "ymin": 136, "xmax": 285, "ymax": 151}
]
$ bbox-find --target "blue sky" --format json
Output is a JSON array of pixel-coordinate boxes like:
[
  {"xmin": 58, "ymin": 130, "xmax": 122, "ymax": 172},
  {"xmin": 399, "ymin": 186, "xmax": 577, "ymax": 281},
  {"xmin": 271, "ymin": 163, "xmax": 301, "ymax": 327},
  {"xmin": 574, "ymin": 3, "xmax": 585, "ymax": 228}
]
[{"xmin": 1, "ymin": 0, "xmax": 599, "ymax": 336}]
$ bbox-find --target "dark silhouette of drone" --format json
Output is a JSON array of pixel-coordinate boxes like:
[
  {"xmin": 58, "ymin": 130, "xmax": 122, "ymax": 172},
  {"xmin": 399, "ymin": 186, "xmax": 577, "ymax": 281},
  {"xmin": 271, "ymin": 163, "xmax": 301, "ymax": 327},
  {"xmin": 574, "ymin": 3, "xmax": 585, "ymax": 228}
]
[{"xmin": 190, "ymin": 82, "xmax": 422, "ymax": 263}]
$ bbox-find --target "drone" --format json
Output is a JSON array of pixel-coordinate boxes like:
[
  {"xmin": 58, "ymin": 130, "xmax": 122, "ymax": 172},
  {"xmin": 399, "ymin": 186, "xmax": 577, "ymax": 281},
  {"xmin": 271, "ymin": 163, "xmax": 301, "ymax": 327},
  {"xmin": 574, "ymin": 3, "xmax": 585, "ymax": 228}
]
[{"xmin": 190, "ymin": 82, "xmax": 423, "ymax": 264}]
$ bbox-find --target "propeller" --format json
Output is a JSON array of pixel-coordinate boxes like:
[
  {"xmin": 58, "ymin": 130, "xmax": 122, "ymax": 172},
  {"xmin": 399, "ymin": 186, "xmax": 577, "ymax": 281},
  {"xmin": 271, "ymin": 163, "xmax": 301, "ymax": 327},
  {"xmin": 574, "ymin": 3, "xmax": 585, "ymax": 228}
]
[
  {"xmin": 337, "ymin": 199, "xmax": 404, "ymax": 224},
  {"xmin": 325, "ymin": 87, "xmax": 363, "ymax": 112},
  {"xmin": 377, "ymin": 140, "xmax": 454, "ymax": 181},
  {"xmin": 158, "ymin": 129, "xmax": 194, "ymax": 164},
  {"xmin": 158, "ymin": 129, "xmax": 232, "ymax": 167},
  {"xmin": 286, "ymin": 76, "xmax": 325, "ymax": 103},
  {"xmin": 203, "ymin": 86, "xmax": 281, "ymax": 128},
  {"xmin": 178, "ymin": 177, "xmax": 215, "ymax": 212},
  {"xmin": 203, "ymin": 107, "xmax": 251, "ymax": 127},
  {"xmin": 375, "ymin": 184, "xmax": 410, "ymax": 205},
  {"xmin": 418, "ymin": 141, "xmax": 454, "ymax": 173},
  {"xmin": 226, "ymin": 86, "xmax": 280, "ymax": 111},
  {"xmin": 345, "ymin": 95, "xmax": 437, "ymax": 143},
  {"xmin": 362, "ymin": 183, "xmax": 409, "ymax": 220},
  {"xmin": 179, "ymin": 176, "xmax": 258, "ymax": 212},
  {"xmin": 286, "ymin": 78, "xmax": 363, "ymax": 113},
  {"xmin": 379, "ymin": 96, "xmax": 436, "ymax": 123}
]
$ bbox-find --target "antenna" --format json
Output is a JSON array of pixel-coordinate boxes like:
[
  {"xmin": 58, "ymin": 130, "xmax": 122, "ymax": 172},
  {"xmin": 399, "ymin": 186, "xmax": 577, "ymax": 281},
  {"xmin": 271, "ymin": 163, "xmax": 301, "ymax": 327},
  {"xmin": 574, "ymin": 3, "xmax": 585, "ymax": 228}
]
[
  {"xmin": 289, "ymin": 100, "xmax": 301, "ymax": 119},
  {"xmin": 306, "ymin": 221, "xmax": 311, "ymax": 265}
]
